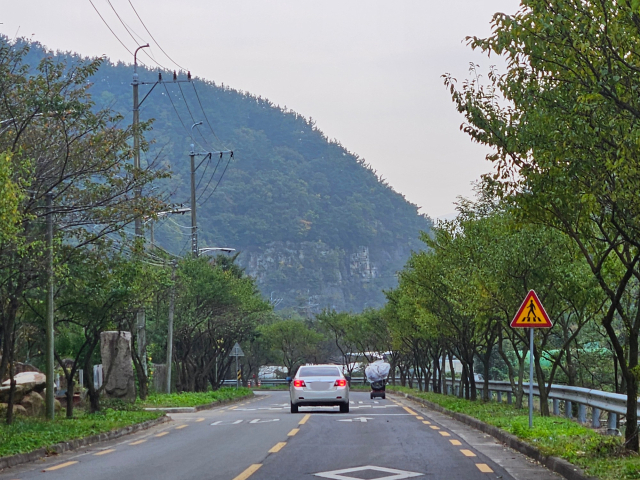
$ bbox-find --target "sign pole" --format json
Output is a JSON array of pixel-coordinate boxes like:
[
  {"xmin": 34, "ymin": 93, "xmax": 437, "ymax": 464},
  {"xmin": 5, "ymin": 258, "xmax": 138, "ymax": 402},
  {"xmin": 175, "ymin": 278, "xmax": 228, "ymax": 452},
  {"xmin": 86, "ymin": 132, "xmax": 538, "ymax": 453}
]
[{"xmin": 529, "ymin": 327, "xmax": 534, "ymax": 428}]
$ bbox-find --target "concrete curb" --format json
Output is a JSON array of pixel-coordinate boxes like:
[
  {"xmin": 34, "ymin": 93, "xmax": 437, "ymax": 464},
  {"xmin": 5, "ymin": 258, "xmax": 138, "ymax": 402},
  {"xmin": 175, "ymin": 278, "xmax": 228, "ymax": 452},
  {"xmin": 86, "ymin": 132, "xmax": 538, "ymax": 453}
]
[
  {"xmin": 143, "ymin": 391, "xmax": 254, "ymax": 413},
  {"xmin": 0, "ymin": 415, "xmax": 171, "ymax": 471},
  {"xmin": 389, "ymin": 390, "xmax": 598, "ymax": 480}
]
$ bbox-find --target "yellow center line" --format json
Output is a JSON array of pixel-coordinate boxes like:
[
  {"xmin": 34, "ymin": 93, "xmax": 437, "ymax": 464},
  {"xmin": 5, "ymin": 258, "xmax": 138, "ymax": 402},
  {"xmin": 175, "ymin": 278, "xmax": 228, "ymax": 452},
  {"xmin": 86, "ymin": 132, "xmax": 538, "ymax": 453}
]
[
  {"xmin": 229, "ymin": 406, "xmax": 238, "ymax": 410},
  {"xmin": 416, "ymin": 416, "xmax": 424, "ymax": 420},
  {"xmin": 155, "ymin": 431, "xmax": 169, "ymax": 437},
  {"xmin": 450, "ymin": 439, "xmax": 462, "ymax": 446},
  {"xmin": 439, "ymin": 431, "xmax": 451, "ymax": 437},
  {"xmin": 476, "ymin": 464, "xmax": 493, "ymax": 473},
  {"xmin": 232, "ymin": 464, "xmax": 262, "ymax": 480},
  {"xmin": 403, "ymin": 407, "xmax": 418, "ymax": 415},
  {"xmin": 196, "ymin": 418, "xmax": 205, "ymax": 422},
  {"xmin": 129, "ymin": 439, "xmax": 147, "ymax": 445},
  {"xmin": 298, "ymin": 414, "xmax": 311, "ymax": 425},
  {"xmin": 422, "ymin": 420, "xmax": 431, "ymax": 425},
  {"xmin": 288, "ymin": 428, "xmax": 300, "ymax": 436},
  {"xmin": 176, "ymin": 425, "xmax": 188, "ymax": 430},
  {"xmin": 45, "ymin": 461, "xmax": 78, "ymax": 471},
  {"xmin": 269, "ymin": 442, "xmax": 287, "ymax": 453},
  {"xmin": 460, "ymin": 449, "xmax": 477, "ymax": 457},
  {"xmin": 430, "ymin": 425, "xmax": 440, "ymax": 430},
  {"xmin": 94, "ymin": 449, "xmax": 115, "ymax": 456}
]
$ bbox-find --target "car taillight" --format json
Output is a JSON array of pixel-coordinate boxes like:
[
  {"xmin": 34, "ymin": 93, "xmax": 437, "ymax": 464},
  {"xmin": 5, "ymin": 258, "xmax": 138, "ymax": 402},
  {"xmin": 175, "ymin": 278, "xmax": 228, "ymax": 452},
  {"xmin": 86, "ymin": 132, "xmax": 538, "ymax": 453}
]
[
  {"xmin": 293, "ymin": 379, "xmax": 306, "ymax": 388},
  {"xmin": 334, "ymin": 379, "xmax": 347, "ymax": 387}
]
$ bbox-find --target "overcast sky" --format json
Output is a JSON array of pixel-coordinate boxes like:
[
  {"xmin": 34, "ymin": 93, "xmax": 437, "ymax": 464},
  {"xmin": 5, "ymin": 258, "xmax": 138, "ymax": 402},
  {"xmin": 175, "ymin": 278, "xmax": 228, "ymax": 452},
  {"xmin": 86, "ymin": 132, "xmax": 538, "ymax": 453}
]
[{"xmin": 1, "ymin": 0, "xmax": 520, "ymax": 219}]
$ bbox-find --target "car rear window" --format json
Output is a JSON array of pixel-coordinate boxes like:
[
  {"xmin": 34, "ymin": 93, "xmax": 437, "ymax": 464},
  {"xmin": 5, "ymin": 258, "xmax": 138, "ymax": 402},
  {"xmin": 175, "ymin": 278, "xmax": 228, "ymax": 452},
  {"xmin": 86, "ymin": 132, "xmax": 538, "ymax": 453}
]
[{"xmin": 298, "ymin": 367, "xmax": 341, "ymax": 377}]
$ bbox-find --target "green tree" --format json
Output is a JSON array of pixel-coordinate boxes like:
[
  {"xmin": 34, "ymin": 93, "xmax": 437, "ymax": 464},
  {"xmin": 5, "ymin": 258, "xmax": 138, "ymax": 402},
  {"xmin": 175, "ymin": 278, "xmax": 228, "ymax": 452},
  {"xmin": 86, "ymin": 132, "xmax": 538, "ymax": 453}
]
[
  {"xmin": 262, "ymin": 319, "xmax": 324, "ymax": 375},
  {"xmin": 444, "ymin": 0, "xmax": 640, "ymax": 449}
]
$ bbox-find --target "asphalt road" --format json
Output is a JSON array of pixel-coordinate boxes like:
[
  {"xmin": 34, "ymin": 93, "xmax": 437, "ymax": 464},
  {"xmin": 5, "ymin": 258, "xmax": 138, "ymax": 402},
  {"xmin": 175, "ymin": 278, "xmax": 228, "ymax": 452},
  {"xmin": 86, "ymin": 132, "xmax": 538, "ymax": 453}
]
[{"xmin": 0, "ymin": 391, "xmax": 561, "ymax": 480}]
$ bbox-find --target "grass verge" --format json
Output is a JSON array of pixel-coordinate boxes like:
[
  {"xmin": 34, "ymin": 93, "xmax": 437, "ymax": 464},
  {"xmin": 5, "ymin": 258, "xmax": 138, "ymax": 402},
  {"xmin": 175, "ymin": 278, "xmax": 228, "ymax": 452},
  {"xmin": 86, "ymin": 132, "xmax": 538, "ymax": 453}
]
[
  {"xmin": 392, "ymin": 386, "xmax": 639, "ymax": 480},
  {"xmin": 0, "ymin": 408, "xmax": 163, "ymax": 458},
  {"xmin": 141, "ymin": 387, "xmax": 253, "ymax": 408}
]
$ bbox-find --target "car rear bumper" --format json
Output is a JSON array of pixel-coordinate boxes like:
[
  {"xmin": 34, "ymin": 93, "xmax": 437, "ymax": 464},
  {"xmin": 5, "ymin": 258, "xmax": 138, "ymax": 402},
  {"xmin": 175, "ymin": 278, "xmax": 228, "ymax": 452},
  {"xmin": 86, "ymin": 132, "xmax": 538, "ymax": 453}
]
[{"xmin": 291, "ymin": 388, "xmax": 349, "ymax": 406}]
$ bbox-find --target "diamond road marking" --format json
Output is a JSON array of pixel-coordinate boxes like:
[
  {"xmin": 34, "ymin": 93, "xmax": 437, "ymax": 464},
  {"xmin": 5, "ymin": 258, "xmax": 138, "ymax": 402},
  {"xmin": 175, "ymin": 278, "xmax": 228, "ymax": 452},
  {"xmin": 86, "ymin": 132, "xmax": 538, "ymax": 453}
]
[{"xmin": 314, "ymin": 465, "xmax": 423, "ymax": 480}]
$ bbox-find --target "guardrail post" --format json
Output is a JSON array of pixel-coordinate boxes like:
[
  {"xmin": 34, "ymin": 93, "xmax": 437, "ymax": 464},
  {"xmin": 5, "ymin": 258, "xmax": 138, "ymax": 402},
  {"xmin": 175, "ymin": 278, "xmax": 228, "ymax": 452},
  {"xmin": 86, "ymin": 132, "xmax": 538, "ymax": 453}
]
[
  {"xmin": 507, "ymin": 392, "xmax": 512, "ymax": 405},
  {"xmin": 578, "ymin": 403, "xmax": 586, "ymax": 423},
  {"xmin": 553, "ymin": 399, "xmax": 559, "ymax": 416},
  {"xmin": 497, "ymin": 391, "xmax": 502, "ymax": 403},
  {"xmin": 565, "ymin": 400, "xmax": 572, "ymax": 419},
  {"xmin": 592, "ymin": 408, "xmax": 601, "ymax": 428},
  {"xmin": 607, "ymin": 412, "xmax": 617, "ymax": 434}
]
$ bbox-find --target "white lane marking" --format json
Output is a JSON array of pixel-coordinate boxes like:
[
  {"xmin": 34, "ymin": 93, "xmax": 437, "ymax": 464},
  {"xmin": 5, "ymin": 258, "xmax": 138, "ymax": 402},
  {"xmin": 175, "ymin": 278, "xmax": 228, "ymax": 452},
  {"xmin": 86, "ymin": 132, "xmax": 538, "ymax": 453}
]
[
  {"xmin": 338, "ymin": 417, "xmax": 373, "ymax": 422},
  {"xmin": 211, "ymin": 420, "xmax": 243, "ymax": 426},
  {"xmin": 314, "ymin": 465, "xmax": 423, "ymax": 479},
  {"xmin": 249, "ymin": 418, "xmax": 280, "ymax": 424}
]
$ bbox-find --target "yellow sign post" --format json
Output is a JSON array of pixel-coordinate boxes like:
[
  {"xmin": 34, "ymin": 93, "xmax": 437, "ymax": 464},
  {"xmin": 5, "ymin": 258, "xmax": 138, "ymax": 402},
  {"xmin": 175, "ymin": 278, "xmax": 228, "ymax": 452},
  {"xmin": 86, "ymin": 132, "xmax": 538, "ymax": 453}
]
[{"xmin": 511, "ymin": 290, "xmax": 553, "ymax": 428}]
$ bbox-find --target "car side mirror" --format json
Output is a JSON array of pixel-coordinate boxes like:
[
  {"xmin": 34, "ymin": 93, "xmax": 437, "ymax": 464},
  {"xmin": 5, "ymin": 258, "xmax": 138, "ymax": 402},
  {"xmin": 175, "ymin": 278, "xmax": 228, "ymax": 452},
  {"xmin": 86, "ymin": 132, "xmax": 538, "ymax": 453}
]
[
  {"xmin": 286, "ymin": 377, "xmax": 292, "ymax": 383},
  {"xmin": 345, "ymin": 375, "xmax": 351, "ymax": 383}
]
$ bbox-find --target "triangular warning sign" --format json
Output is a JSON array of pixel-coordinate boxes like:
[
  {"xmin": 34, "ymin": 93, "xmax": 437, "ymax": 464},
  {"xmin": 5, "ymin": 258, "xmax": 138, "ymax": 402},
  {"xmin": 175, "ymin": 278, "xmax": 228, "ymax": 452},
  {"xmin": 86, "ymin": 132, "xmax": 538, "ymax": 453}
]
[{"xmin": 510, "ymin": 290, "xmax": 553, "ymax": 328}]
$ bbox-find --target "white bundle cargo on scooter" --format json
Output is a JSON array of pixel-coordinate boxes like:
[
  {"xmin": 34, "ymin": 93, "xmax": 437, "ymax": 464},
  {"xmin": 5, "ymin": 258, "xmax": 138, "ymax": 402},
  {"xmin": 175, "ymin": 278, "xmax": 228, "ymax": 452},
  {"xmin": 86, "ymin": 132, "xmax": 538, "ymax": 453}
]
[{"xmin": 365, "ymin": 360, "xmax": 390, "ymax": 399}]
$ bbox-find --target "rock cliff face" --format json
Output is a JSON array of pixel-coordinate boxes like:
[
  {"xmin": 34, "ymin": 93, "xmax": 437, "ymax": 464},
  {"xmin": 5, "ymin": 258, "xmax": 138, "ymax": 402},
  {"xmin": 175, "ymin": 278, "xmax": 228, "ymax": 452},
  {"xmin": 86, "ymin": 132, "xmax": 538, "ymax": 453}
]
[{"xmin": 237, "ymin": 241, "xmax": 413, "ymax": 313}]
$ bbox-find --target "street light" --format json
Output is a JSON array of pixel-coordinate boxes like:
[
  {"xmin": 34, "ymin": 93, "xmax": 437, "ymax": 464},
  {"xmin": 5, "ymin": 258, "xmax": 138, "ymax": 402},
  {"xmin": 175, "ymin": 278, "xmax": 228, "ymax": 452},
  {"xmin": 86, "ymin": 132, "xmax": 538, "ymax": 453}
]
[{"xmin": 198, "ymin": 247, "xmax": 236, "ymax": 254}]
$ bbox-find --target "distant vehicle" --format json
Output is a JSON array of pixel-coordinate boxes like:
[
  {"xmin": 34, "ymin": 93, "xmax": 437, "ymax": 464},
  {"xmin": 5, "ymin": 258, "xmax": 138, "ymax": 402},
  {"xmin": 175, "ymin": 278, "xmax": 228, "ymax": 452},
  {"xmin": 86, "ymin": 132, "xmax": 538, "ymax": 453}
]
[{"xmin": 287, "ymin": 364, "xmax": 350, "ymax": 414}]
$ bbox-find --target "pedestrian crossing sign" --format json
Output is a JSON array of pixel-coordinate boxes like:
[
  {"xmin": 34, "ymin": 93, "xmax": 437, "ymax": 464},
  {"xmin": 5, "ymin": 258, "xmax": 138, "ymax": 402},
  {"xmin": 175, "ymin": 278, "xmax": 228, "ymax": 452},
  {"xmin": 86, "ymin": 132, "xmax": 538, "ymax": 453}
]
[{"xmin": 510, "ymin": 290, "xmax": 553, "ymax": 328}]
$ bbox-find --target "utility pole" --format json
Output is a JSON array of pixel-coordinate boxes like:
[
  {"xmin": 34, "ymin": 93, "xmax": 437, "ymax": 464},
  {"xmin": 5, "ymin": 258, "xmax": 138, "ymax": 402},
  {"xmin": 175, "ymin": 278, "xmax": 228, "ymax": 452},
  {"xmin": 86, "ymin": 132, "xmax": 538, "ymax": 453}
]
[
  {"xmin": 190, "ymin": 122, "xmax": 202, "ymax": 258},
  {"xmin": 165, "ymin": 260, "xmax": 177, "ymax": 394},
  {"xmin": 45, "ymin": 193, "xmax": 55, "ymax": 420},
  {"xmin": 188, "ymin": 123, "xmax": 233, "ymax": 259},
  {"xmin": 133, "ymin": 44, "xmax": 149, "ymax": 375}
]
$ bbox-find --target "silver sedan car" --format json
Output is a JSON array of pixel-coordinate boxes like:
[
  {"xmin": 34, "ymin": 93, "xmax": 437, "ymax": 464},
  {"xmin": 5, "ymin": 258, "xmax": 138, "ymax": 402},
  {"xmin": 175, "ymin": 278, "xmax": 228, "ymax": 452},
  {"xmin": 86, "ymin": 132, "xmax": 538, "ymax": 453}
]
[{"xmin": 288, "ymin": 365, "xmax": 350, "ymax": 413}]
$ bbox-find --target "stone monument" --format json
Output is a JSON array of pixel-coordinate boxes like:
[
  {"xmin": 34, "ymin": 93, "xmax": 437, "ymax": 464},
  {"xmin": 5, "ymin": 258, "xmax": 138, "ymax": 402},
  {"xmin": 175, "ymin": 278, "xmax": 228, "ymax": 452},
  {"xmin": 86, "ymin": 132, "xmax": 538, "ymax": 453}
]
[{"xmin": 100, "ymin": 331, "xmax": 136, "ymax": 401}]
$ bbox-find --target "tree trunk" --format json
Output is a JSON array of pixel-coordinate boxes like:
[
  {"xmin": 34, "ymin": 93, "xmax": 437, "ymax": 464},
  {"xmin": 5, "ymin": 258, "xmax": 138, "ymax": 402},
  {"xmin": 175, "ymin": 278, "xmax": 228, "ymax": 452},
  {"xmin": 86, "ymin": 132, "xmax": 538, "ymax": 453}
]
[
  {"xmin": 6, "ymin": 355, "xmax": 15, "ymax": 425},
  {"xmin": 66, "ymin": 377, "xmax": 75, "ymax": 418},
  {"xmin": 624, "ymin": 331, "xmax": 639, "ymax": 451},
  {"xmin": 441, "ymin": 352, "xmax": 447, "ymax": 395},
  {"xmin": 84, "ymin": 355, "xmax": 100, "ymax": 413},
  {"xmin": 448, "ymin": 352, "xmax": 456, "ymax": 395}
]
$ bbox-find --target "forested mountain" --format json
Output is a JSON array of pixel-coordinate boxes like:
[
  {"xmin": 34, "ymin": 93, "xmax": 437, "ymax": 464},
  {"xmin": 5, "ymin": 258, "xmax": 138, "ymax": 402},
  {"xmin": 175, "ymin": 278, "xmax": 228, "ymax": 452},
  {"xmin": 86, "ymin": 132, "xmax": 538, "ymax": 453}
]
[{"xmin": 22, "ymin": 40, "xmax": 432, "ymax": 312}]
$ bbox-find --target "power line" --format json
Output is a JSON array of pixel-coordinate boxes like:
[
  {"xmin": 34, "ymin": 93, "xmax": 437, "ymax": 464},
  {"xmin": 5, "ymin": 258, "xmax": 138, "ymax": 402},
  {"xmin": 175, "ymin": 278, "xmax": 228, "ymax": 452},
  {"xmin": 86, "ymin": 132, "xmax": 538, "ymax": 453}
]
[
  {"xmin": 89, "ymin": 0, "xmax": 143, "ymax": 64},
  {"xmin": 127, "ymin": 0, "xmax": 187, "ymax": 71},
  {"xmin": 198, "ymin": 153, "xmax": 233, "ymax": 206},
  {"xmin": 192, "ymin": 81, "xmax": 230, "ymax": 150},
  {"xmin": 162, "ymin": 82, "xmax": 195, "ymax": 143},
  {"xmin": 178, "ymin": 82, "xmax": 213, "ymax": 150},
  {"xmin": 104, "ymin": 0, "xmax": 168, "ymax": 70},
  {"xmin": 196, "ymin": 153, "xmax": 222, "ymax": 202},
  {"xmin": 195, "ymin": 153, "xmax": 212, "ymax": 190}
]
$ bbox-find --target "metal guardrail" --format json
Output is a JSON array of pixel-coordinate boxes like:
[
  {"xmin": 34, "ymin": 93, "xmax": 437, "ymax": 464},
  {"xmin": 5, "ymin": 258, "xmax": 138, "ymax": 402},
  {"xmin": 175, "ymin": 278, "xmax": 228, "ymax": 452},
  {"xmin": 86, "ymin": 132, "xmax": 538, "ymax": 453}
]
[{"xmin": 439, "ymin": 379, "xmax": 626, "ymax": 431}]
